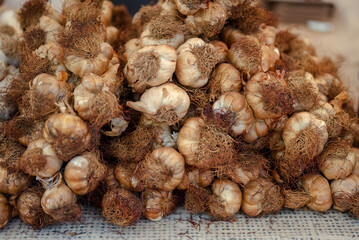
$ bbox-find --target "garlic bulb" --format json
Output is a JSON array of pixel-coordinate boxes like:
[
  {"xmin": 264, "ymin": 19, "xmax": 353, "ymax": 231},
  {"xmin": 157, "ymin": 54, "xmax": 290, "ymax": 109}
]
[
  {"xmin": 140, "ymin": 16, "xmax": 184, "ymax": 48},
  {"xmin": 74, "ymin": 73, "xmax": 122, "ymax": 127},
  {"xmin": 331, "ymin": 174, "xmax": 359, "ymax": 214},
  {"xmin": 132, "ymin": 4, "xmax": 162, "ymax": 33},
  {"xmin": 0, "ymin": 165, "xmax": 32, "ymax": 195},
  {"xmin": 143, "ymin": 190, "xmax": 175, "ymax": 221},
  {"xmin": 41, "ymin": 174, "xmax": 81, "ymax": 221},
  {"xmin": 39, "ymin": 15, "xmax": 63, "ymax": 43},
  {"xmin": 174, "ymin": 0, "xmax": 208, "ymax": 15},
  {"xmin": 319, "ymin": 140, "xmax": 356, "ymax": 180},
  {"xmin": 260, "ymin": 44, "xmax": 280, "ymax": 73},
  {"xmin": 301, "ymin": 173, "xmax": 332, "ymax": 212},
  {"xmin": 209, "ymin": 179, "xmax": 242, "ymax": 219},
  {"xmin": 139, "ymin": 147, "xmax": 185, "ymax": 191},
  {"xmin": 101, "ymin": 0, "xmax": 113, "ymax": 26},
  {"xmin": 222, "ymin": 26, "xmax": 244, "ymax": 46},
  {"xmin": 115, "ymin": 162, "xmax": 143, "ymax": 192},
  {"xmin": 177, "ymin": 167, "xmax": 213, "ymax": 190},
  {"xmin": 20, "ymin": 138, "xmax": 63, "ymax": 178},
  {"xmin": 124, "ymin": 38, "xmax": 141, "ymax": 60},
  {"xmin": 124, "ymin": 45, "xmax": 177, "ymax": 93},
  {"xmin": 64, "ymin": 152, "xmax": 107, "ymax": 195},
  {"xmin": 105, "ymin": 26, "xmax": 119, "ymax": 45},
  {"xmin": 241, "ymin": 179, "xmax": 283, "ymax": 217},
  {"xmin": 152, "ymin": 123, "xmax": 178, "ymax": 148},
  {"xmin": 210, "ymin": 40, "xmax": 228, "ymax": 64},
  {"xmin": 35, "ymin": 42, "xmax": 65, "ymax": 72},
  {"xmin": 176, "ymin": 38, "xmax": 218, "ymax": 88},
  {"xmin": 160, "ymin": 0, "xmax": 181, "ymax": 18},
  {"xmin": 246, "ymin": 71, "xmax": 293, "ymax": 119},
  {"xmin": 177, "ymin": 117, "xmax": 235, "ymax": 169},
  {"xmin": 0, "ymin": 65, "xmax": 18, "ymax": 121},
  {"xmin": 255, "ymin": 24, "xmax": 277, "ymax": 45},
  {"xmin": 127, "ymin": 83, "xmax": 190, "ymax": 125},
  {"xmin": 209, "ymin": 63, "xmax": 242, "ymax": 99},
  {"xmin": 0, "ymin": 193, "xmax": 11, "ymax": 229},
  {"xmin": 228, "ymin": 36, "xmax": 261, "ymax": 75},
  {"xmin": 43, "ymin": 113, "xmax": 92, "ymax": 161},
  {"xmin": 286, "ymin": 70, "xmax": 319, "ymax": 111},
  {"xmin": 282, "ymin": 188, "xmax": 311, "ymax": 210},
  {"xmin": 102, "ymin": 188, "xmax": 142, "ymax": 226},
  {"xmin": 315, "ymin": 73, "xmax": 343, "ymax": 99},
  {"xmin": 103, "ymin": 116, "xmax": 129, "ymax": 137},
  {"xmin": 185, "ymin": 2, "xmax": 227, "ymax": 38},
  {"xmin": 310, "ymin": 102, "xmax": 342, "ymax": 138},
  {"xmin": 64, "ymin": 42, "xmax": 113, "ymax": 77},
  {"xmin": 243, "ymin": 118, "xmax": 270, "ymax": 143},
  {"xmin": 213, "ymin": 92, "xmax": 254, "ymax": 136}
]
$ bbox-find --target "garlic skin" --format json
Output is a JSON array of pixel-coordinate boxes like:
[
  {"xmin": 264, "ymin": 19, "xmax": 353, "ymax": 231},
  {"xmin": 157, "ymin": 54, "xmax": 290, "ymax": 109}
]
[
  {"xmin": 241, "ymin": 179, "xmax": 283, "ymax": 217},
  {"xmin": 228, "ymin": 36, "xmax": 261, "ymax": 75},
  {"xmin": 127, "ymin": 83, "xmax": 190, "ymax": 125},
  {"xmin": 222, "ymin": 26, "xmax": 244, "ymax": 47},
  {"xmin": 310, "ymin": 102, "xmax": 341, "ymax": 138},
  {"xmin": 124, "ymin": 38, "xmax": 141, "ymax": 61},
  {"xmin": 315, "ymin": 73, "xmax": 343, "ymax": 98},
  {"xmin": 174, "ymin": 0, "xmax": 209, "ymax": 15},
  {"xmin": 255, "ymin": 24, "xmax": 277, "ymax": 45},
  {"xmin": 39, "ymin": 15, "xmax": 63, "ymax": 43},
  {"xmin": 20, "ymin": 139, "xmax": 63, "ymax": 178},
  {"xmin": 43, "ymin": 113, "xmax": 92, "ymax": 161},
  {"xmin": 301, "ymin": 174, "xmax": 332, "ymax": 212},
  {"xmin": 64, "ymin": 42, "xmax": 113, "ymax": 77},
  {"xmin": 211, "ymin": 41, "xmax": 228, "ymax": 64},
  {"xmin": 213, "ymin": 92, "xmax": 255, "ymax": 136},
  {"xmin": 0, "ymin": 193, "xmax": 11, "ymax": 229},
  {"xmin": 0, "ymin": 166, "xmax": 32, "ymax": 196},
  {"xmin": 143, "ymin": 190, "xmax": 175, "ymax": 221},
  {"xmin": 140, "ymin": 16, "xmax": 184, "ymax": 48},
  {"xmin": 101, "ymin": 0, "xmax": 114, "ymax": 26},
  {"xmin": 153, "ymin": 124, "xmax": 177, "ymax": 148},
  {"xmin": 140, "ymin": 147, "xmax": 185, "ymax": 191},
  {"xmin": 41, "ymin": 174, "xmax": 81, "ymax": 221},
  {"xmin": 210, "ymin": 63, "xmax": 242, "ymax": 98},
  {"xmin": 124, "ymin": 45, "xmax": 177, "ymax": 93},
  {"xmin": 176, "ymin": 38, "xmax": 218, "ymax": 88},
  {"xmin": 115, "ymin": 162, "xmax": 142, "ymax": 192},
  {"xmin": 260, "ymin": 44, "xmax": 280, "ymax": 73},
  {"xmin": 319, "ymin": 141, "xmax": 356, "ymax": 180},
  {"xmin": 64, "ymin": 152, "xmax": 107, "ymax": 195},
  {"xmin": 185, "ymin": 2, "xmax": 227, "ymax": 38},
  {"xmin": 177, "ymin": 168, "xmax": 213, "ymax": 190},
  {"xmin": 210, "ymin": 179, "xmax": 242, "ymax": 218},
  {"xmin": 105, "ymin": 26, "xmax": 119, "ymax": 45},
  {"xmin": 243, "ymin": 119, "xmax": 270, "ymax": 143},
  {"xmin": 331, "ymin": 174, "xmax": 359, "ymax": 212}
]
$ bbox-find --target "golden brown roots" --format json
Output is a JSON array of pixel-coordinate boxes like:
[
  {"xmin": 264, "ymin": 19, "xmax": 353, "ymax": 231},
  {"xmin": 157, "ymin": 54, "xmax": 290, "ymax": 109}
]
[
  {"xmin": 183, "ymin": 0, "xmax": 208, "ymax": 11},
  {"xmin": 153, "ymin": 106, "xmax": 180, "ymax": 125},
  {"xmin": 111, "ymin": 125, "xmax": 156, "ymax": 162},
  {"xmin": 185, "ymin": 185, "xmax": 211, "ymax": 214},
  {"xmin": 134, "ymin": 5, "xmax": 162, "ymax": 33},
  {"xmin": 148, "ymin": 16, "xmax": 183, "ymax": 40},
  {"xmin": 193, "ymin": 123, "xmax": 235, "ymax": 169},
  {"xmin": 192, "ymin": 45, "xmax": 218, "ymax": 79},
  {"xmin": 335, "ymin": 193, "xmax": 359, "ymax": 218},
  {"xmin": 231, "ymin": 38, "xmax": 261, "ymax": 74},
  {"xmin": 131, "ymin": 51, "xmax": 160, "ymax": 86},
  {"xmin": 18, "ymin": 0, "xmax": 48, "ymax": 30},
  {"xmin": 260, "ymin": 182, "xmax": 284, "ymax": 216},
  {"xmin": 19, "ymin": 148, "xmax": 48, "ymax": 176},
  {"xmin": 48, "ymin": 203, "xmax": 83, "ymax": 223},
  {"xmin": 102, "ymin": 188, "xmax": 142, "ymax": 226},
  {"xmin": 0, "ymin": 141, "xmax": 25, "ymax": 172},
  {"xmin": 86, "ymin": 153, "xmax": 107, "ymax": 193},
  {"xmin": 283, "ymin": 189, "xmax": 311, "ymax": 210},
  {"xmin": 21, "ymin": 27, "xmax": 46, "ymax": 52},
  {"xmin": 318, "ymin": 139, "xmax": 350, "ymax": 169}
]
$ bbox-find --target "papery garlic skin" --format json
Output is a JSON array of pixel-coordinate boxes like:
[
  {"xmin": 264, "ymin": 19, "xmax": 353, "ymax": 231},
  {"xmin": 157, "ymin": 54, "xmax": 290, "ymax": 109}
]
[
  {"xmin": 177, "ymin": 168, "xmax": 213, "ymax": 190},
  {"xmin": 302, "ymin": 174, "xmax": 332, "ymax": 212},
  {"xmin": 64, "ymin": 42, "xmax": 113, "ymax": 77},
  {"xmin": 0, "ymin": 166, "xmax": 32, "ymax": 196},
  {"xmin": 0, "ymin": 50, "xmax": 7, "ymax": 80},
  {"xmin": 174, "ymin": 0, "xmax": 209, "ymax": 15},
  {"xmin": 132, "ymin": 4, "xmax": 162, "ymax": 33},
  {"xmin": 124, "ymin": 38, "xmax": 141, "ymax": 61},
  {"xmin": 0, "ymin": 193, "xmax": 11, "ymax": 229},
  {"xmin": 35, "ymin": 42, "xmax": 65, "ymax": 72},
  {"xmin": 213, "ymin": 92, "xmax": 254, "ymax": 135},
  {"xmin": 176, "ymin": 38, "xmax": 218, "ymax": 88},
  {"xmin": 210, "ymin": 179, "xmax": 242, "ymax": 218},
  {"xmin": 104, "ymin": 165, "xmax": 120, "ymax": 189},
  {"xmin": 39, "ymin": 15, "xmax": 63, "ymax": 43},
  {"xmin": 353, "ymin": 149, "xmax": 359, "ymax": 176},
  {"xmin": 105, "ymin": 26, "xmax": 119, "ymax": 45},
  {"xmin": 101, "ymin": 0, "xmax": 114, "ymax": 26},
  {"xmin": 243, "ymin": 119, "xmax": 270, "ymax": 143},
  {"xmin": 211, "ymin": 41, "xmax": 228, "ymax": 64},
  {"xmin": 260, "ymin": 44, "xmax": 280, "ymax": 73},
  {"xmin": 222, "ymin": 26, "xmax": 244, "ymax": 47},
  {"xmin": 127, "ymin": 83, "xmax": 190, "ymax": 125},
  {"xmin": 153, "ymin": 124, "xmax": 177, "ymax": 148},
  {"xmin": 185, "ymin": 2, "xmax": 227, "ymax": 38},
  {"xmin": 64, "ymin": 152, "xmax": 107, "ymax": 195},
  {"xmin": 255, "ymin": 24, "xmax": 277, "ymax": 45},
  {"xmin": 331, "ymin": 174, "xmax": 359, "ymax": 212},
  {"xmin": 21, "ymin": 139, "xmax": 63, "ymax": 178},
  {"xmin": 315, "ymin": 73, "xmax": 343, "ymax": 98},
  {"xmin": 210, "ymin": 63, "xmax": 242, "ymax": 97},
  {"xmin": 143, "ymin": 190, "xmax": 174, "ymax": 221},
  {"xmin": 124, "ymin": 45, "xmax": 177, "ymax": 93},
  {"xmin": 0, "ymin": 10, "xmax": 23, "ymax": 37},
  {"xmin": 310, "ymin": 102, "xmax": 341, "ymax": 138}
]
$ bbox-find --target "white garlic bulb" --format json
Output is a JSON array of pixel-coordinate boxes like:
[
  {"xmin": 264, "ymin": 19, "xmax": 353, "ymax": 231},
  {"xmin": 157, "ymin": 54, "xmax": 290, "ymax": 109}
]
[{"xmin": 209, "ymin": 63, "xmax": 242, "ymax": 98}]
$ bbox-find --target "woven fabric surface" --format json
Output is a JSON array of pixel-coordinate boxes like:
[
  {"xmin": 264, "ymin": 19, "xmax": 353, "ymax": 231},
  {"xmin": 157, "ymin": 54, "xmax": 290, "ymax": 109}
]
[{"xmin": 1, "ymin": 206, "xmax": 358, "ymax": 240}]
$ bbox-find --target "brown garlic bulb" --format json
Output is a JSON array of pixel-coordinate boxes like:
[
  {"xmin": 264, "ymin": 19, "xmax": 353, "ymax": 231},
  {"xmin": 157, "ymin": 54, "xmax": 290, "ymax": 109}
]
[
  {"xmin": 211, "ymin": 40, "xmax": 228, "ymax": 64},
  {"xmin": 127, "ymin": 83, "xmax": 190, "ymax": 125},
  {"xmin": 243, "ymin": 118, "xmax": 270, "ymax": 143},
  {"xmin": 106, "ymin": 26, "xmax": 119, "ymax": 45},
  {"xmin": 0, "ymin": 193, "xmax": 11, "ymax": 229},
  {"xmin": 174, "ymin": 0, "xmax": 209, "ymax": 15},
  {"xmin": 41, "ymin": 174, "xmax": 82, "ymax": 221},
  {"xmin": 64, "ymin": 42, "xmax": 113, "ymax": 77},
  {"xmin": 64, "ymin": 152, "xmax": 107, "ymax": 195},
  {"xmin": 255, "ymin": 24, "xmax": 277, "ymax": 45},
  {"xmin": 222, "ymin": 26, "xmax": 244, "ymax": 46},
  {"xmin": 241, "ymin": 179, "xmax": 284, "ymax": 217},
  {"xmin": 176, "ymin": 38, "xmax": 218, "ymax": 88},
  {"xmin": 246, "ymin": 71, "xmax": 293, "ymax": 119},
  {"xmin": 115, "ymin": 162, "xmax": 143, "ymax": 192},
  {"xmin": 210, "ymin": 63, "xmax": 242, "ymax": 99},
  {"xmin": 124, "ymin": 45, "xmax": 177, "ymax": 93},
  {"xmin": 143, "ymin": 190, "xmax": 175, "ymax": 221},
  {"xmin": 353, "ymin": 148, "xmax": 359, "ymax": 176},
  {"xmin": 101, "ymin": 0, "xmax": 113, "ymax": 26},
  {"xmin": 20, "ymin": 138, "xmax": 63, "ymax": 178},
  {"xmin": 331, "ymin": 174, "xmax": 359, "ymax": 214},
  {"xmin": 301, "ymin": 173, "xmax": 332, "ymax": 212},
  {"xmin": 319, "ymin": 140, "xmax": 356, "ymax": 180},
  {"xmin": 43, "ymin": 113, "xmax": 92, "ymax": 161},
  {"xmin": 177, "ymin": 168, "xmax": 213, "ymax": 190},
  {"xmin": 260, "ymin": 44, "xmax": 280, "ymax": 73},
  {"xmin": 213, "ymin": 92, "xmax": 254, "ymax": 136},
  {"xmin": 138, "ymin": 147, "xmax": 185, "ymax": 191},
  {"xmin": 140, "ymin": 16, "xmax": 185, "ymax": 48},
  {"xmin": 0, "ymin": 165, "xmax": 32, "ymax": 195},
  {"xmin": 185, "ymin": 2, "xmax": 227, "ymax": 38},
  {"xmin": 102, "ymin": 188, "xmax": 142, "ymax": 226}
]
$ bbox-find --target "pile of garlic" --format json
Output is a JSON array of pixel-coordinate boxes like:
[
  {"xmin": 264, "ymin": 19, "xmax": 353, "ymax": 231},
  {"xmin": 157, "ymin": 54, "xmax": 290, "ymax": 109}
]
[{"xmin": 0, "ymin": 0, "xmax": 358, "ymax": 229}]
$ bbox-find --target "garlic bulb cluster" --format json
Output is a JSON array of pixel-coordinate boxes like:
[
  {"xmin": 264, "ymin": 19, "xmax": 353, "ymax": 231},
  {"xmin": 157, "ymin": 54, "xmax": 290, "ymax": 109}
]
[{"xmin": 301, "ymin": 174, "xmax": 332, "ymax": 212}]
